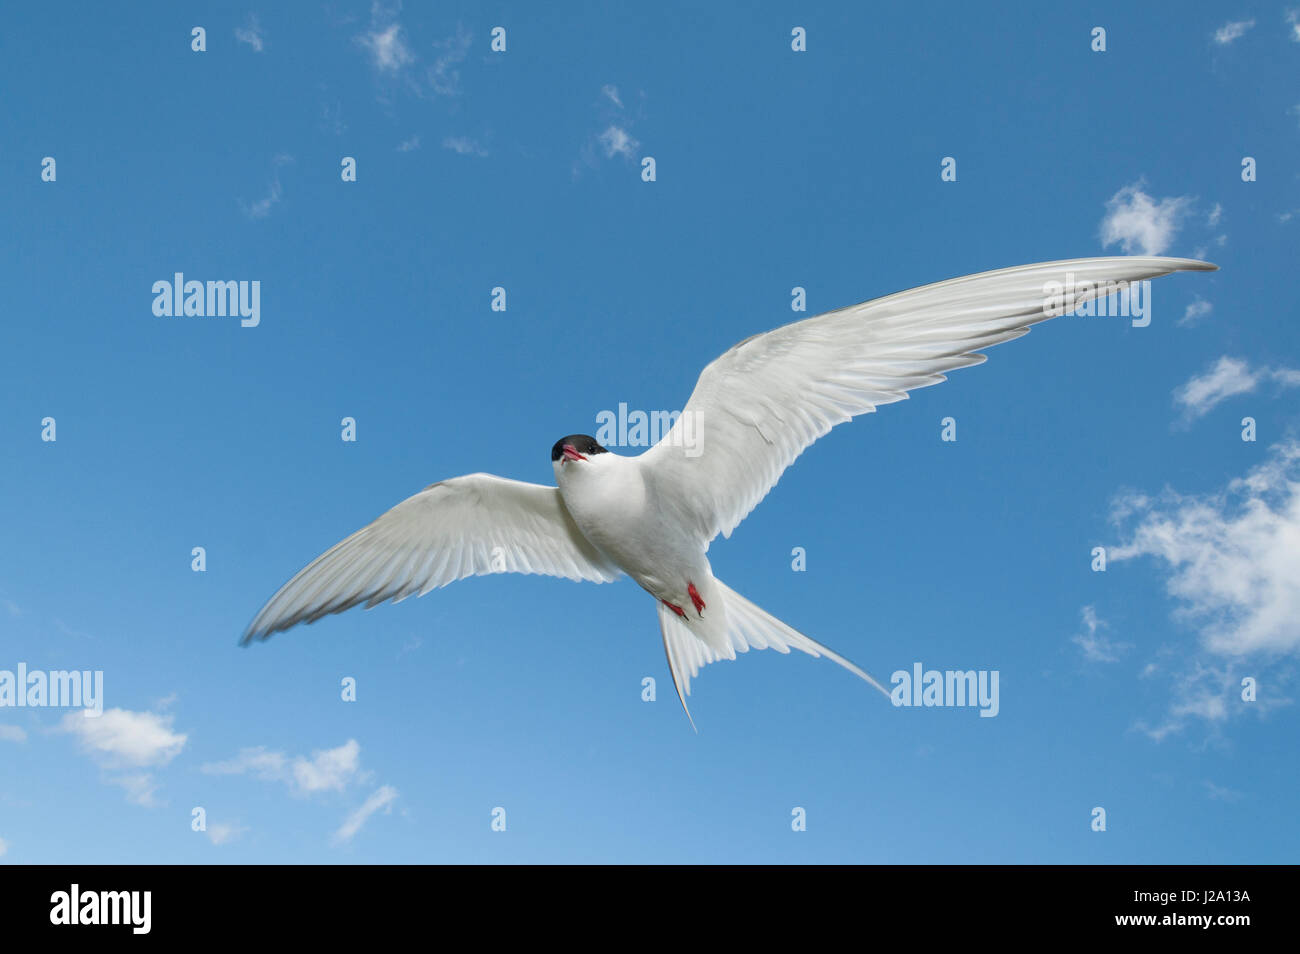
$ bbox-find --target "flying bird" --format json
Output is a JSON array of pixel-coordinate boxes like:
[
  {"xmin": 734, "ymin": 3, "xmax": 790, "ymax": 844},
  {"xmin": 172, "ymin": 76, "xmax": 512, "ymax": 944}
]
[{"xmin": 244, "ymin": 256, "xmax": 1215, "ymax": 725}]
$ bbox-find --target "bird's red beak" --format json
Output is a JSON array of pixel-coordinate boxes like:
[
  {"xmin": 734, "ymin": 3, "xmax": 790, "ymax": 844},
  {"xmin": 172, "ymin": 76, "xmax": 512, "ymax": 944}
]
[{"xmin": 562, "ymin": 444, "xmax": 587, "ymax": 463}]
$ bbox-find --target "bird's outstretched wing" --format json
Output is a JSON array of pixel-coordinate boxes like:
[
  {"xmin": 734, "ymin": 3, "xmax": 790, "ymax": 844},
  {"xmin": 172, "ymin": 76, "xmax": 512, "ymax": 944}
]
[
  {"xmin": 243, "ymin": 473, "xmax": 622, "ymax": 643},
  {"xmin": 642, "ymin": 256, "xmax": 1216, "ymax": 543}
]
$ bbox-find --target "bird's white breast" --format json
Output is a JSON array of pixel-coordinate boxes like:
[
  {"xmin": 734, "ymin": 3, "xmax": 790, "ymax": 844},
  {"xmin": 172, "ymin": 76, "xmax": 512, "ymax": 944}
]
[{"xmin": 555, "ymin": 453, "xmax": 697, "ymax": 598}]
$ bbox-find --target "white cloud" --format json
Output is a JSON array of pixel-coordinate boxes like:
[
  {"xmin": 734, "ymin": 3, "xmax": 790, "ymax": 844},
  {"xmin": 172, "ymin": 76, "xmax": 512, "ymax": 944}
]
[
  {"xmin": 320, "ymin": 101, "xmax": 347, "ymax": 136},
  {"xmin": 442, "ymin": 136, "xmax": 487, "ymax": 157},
  {"xmin": 243, "ymin": 184, "xmax": 280, "ymax": 219},
  {"xmin": 429, "ymin": 27, "xmax": 472, "ymax": 96},
  {"xmin": 359, "ymin": 22, "xmax": 413, "ymax": 73},
  {"xmin": 1133, "ymin": 662, "xmax": 1250, "ymax": 741},
  {"xmin": 113, "ymin": 773, "xmax": 164, "ymax": 808},
  {"xmin": 1174, "ymin": 356, "xmax": 1255, "ymax": 418},
  {"xmin": 61, "ymin": 708, "xmax": 186, "ymax": 767},
  {"xmin": 1204, "ymin": 780, "xmax": 1244, "ymax": 801},
  {"xmin": 1206, "ymin": 203, "xmax": 1222, "ymax": 227},
  {"xmin": 1099, "ymin": 182, "xmax": 1194, "ymax": 255},
  {"xmin": 241, "ymin": 154, "xmax": 293, "ymax": 220},
  {"xmin": 202, "ymin": 739, "xmax": 365, "ymax": 796},
  {"xmin": 60, "ymin": 708, "xmax": 187, "ymax": 807},
  {"xmin": 0, "ymin": 725, "xmax": 26, "ymax": 743},
  {"xmin": 203, "ymin": 746, "xmax": 285, "ymax": 778},
  {"xmin": 575, "ymin": 85, "xmax": 645, "ymax": 176},
  {"xmin": 208, "ymin": 821, "xmax": 250, "ymax": 846},
  {"xmin": 355, "ymin": 8, "xmax": 471, "ymax": 99},
  {"xmin": 293, "ymin": 739, "xmax": 363, "ymax": 793},
  {"xmin": 333, "ymin": 785, "xmax": 398, "ymax": 843},
  {"xmin": 235, "ymin": 15, "xmax": 265, "ymax": 52},
  {"xmin": 1173, "ymin": 356, "xmax": 1300, "ymax": 422},
  {"xmin": 1213, "ymin": 19, "xmax": 1255, "ymax": 44},
  {"xmin": 598, "ymin": 125, "xmax": 640, "ymax": 159},
  {"xmin": 1288, "ymin": 9, "xmax": 1300, "ymax": 42},
  {"xmin": 1179, "ymin": 297, "xmax": 1213, "ymax": 326},
  {"xmin": 396, "ymin": 135, "xmax": 421, "ymax": 152},
  {"xmin": 53, "ymin": 618, "xmax": 91, "ymax": 640},
  {"xmin": 0, "ymin": 837, "xmax": 7, "ymax": 857},
  {"xmin": 1071, "ymin": 605, "xmax": 1130, "ymax": 662},
  {"xmin": 1109, "ymin": 440, "xmax": 1300, "ymax": 656}
]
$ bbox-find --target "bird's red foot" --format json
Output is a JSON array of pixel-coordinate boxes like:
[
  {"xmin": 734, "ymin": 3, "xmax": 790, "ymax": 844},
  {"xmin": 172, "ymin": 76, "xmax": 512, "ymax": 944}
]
[
  {"xmin": 662, "ymin": 599, "xmax": 686, "ymax": 617},
  {"xmin": 688, "ymin": 582, "xmax": 706, "ymax": 614}
]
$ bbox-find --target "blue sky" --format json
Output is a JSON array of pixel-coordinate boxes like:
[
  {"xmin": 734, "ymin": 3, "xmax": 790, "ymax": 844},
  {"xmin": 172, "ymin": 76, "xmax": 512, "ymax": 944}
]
[{"xmin": 1, "ymin": 1, "xmax": 1298, "ymax": 863}]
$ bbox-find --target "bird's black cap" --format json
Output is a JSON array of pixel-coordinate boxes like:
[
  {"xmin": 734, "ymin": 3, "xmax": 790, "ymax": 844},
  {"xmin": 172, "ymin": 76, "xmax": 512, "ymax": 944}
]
[{"xmin": 551, "ymin": 435, "xmax": 609, "ymax": 461}]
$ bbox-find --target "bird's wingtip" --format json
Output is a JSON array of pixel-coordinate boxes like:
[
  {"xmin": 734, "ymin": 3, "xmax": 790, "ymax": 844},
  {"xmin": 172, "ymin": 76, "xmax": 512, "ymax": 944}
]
[{"xmin": 1156, "ymin": 256, "xmax": 1217, "ymax": 272}]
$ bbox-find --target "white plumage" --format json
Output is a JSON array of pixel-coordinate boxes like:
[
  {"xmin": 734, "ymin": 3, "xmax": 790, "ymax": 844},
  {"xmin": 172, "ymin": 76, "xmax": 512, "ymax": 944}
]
[{"xmin": 245, "ymin": 256, "xmax": 1215, "ymax": 725}]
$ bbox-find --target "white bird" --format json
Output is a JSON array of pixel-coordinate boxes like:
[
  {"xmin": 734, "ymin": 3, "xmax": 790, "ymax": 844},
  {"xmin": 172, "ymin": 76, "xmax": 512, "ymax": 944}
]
[{"xmin": 244, "ymin": 256, "xmax": 1215, "ymax": 726}]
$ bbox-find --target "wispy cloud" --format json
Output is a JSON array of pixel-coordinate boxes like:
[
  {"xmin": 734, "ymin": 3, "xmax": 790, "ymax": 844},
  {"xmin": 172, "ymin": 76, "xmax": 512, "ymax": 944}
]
[
  {"xmin": 1110, "ymin": 439, "xmax": 1300, "ymax": 657},
  {"xmin": 320, "ymin": 101, "xmax": 347, "ymax": 136},
  {"xmin": 208, "ymin": 821, "xmax": 250, "ymax": 846},
  {"xmin": 0, "ymin": 837, "xmax": 7, "ymax": 858},
  {"xmin": 1071, "ymin": 605, "xmax": 1130, "ymax": 663},
  {"xmin": 429, "ymin": 26, "xmax": 472, "ymax": 96},
  {"xmin": 597, "ymin": 125, "xmax": 640, "ymax": 159},
  {"xmin": 1172, "ymin": 356, "xmax": 1300, "ymax": 422},
  {"xmin": 241, "ymin": 154, "xmax": 294, "ymax": 220},
  {"xmin": 61, "ymin": 708, "xmax": 188, "ymax": 807},
  {"xmin": 333, "ymin": 785, "xmax": 398, "ymax": 843},
  {"xmin": 575, "ymin": 83, "xmax": 644, "ymax": 176},
  {"xmin": 396, "ymin": 135, "xmax": 421, "ymax": 152},
  {"xmin": 1133, "ymin": 662, "xmax": 1260, "ymax": 742},
  {"xmin": 1287, "ymin": 9, "xmax": 1300, "ymax": 42},
  {"xmin": 355, "ymin": 6, "xmax": 472, "ymax": 101},
  {"xmin": 62, "ymin": 708, "xmax": 186, "ymax": 766},
  {"xmin": 1213, "ymin": 19, "xmax": 1255, "ymax": 45},
  {"xmin": 202, "ymin": 739, "xmax": 366, "ymax": 796},
  {"xmin": 0, "ymin": 725, "xmax": 26, "ymax": 743},
  {"xmin": 1204, "ymin": 780, "xmax": 1245, "ymax": 801},
  {"xmin": 53, "ymin": 618, "xmax": 91, "ymax": 640},
  {"xmin": 112, "ymin": 774, "xmax": 165, "ymax": 808},
  {"xmin": 1179, "ymin": 297, "xmax": 1213, "ymax": 326},
  {"xmin": 443, "ymin": 135, "xmax": 487, "ymax": 157},
  {"xmin": 1099, "ymin": 181, "xmax": 1193, "ymax": 256},
  {"xmin": 235, "ymin": 15, "xmax": 265, "ymax": 52},
  {"xmin": 359, "ymin": 21, "xmax": 414, "ymax": 73}
]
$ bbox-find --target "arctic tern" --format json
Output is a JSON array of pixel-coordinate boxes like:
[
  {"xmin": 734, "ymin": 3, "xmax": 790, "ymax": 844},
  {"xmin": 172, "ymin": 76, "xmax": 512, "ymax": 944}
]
[{"xmin": 244, "ymin": 256, "xmax": 1215, "ymax": 725}]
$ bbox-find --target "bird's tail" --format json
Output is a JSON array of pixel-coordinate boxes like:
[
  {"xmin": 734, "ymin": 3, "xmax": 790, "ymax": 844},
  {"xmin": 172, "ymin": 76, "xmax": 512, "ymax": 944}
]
[{"xmin": 657, "ymin": 579, "xmax": 890, "ymax": 729}]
